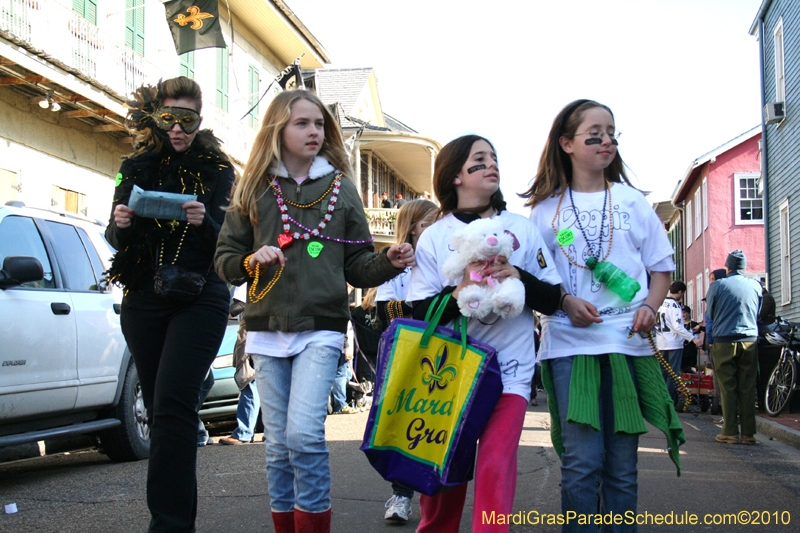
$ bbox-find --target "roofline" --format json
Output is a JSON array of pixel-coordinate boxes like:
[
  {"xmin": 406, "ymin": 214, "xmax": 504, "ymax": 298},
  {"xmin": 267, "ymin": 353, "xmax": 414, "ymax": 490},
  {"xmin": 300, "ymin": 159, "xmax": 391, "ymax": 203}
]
[
  {"xmin": 358, "ymin": 130, "xmax": 442, "ymax": 151},
  {"xmin": 749, "ymin": 0, "xmax": 773, "ymax": 35},
  {"xmin": 270, "ymin": 0, "xmax": 332, "ymax": 64},
  {"xmin": 672, "ymin": 126, "xmax": 761, "ymax": 204}
]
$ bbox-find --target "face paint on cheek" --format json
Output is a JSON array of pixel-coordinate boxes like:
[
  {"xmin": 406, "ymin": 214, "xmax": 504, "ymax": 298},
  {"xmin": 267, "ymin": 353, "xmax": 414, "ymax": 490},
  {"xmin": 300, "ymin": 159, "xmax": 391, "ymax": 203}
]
[
  {"xmin": 584, "ymin": 138, "xmax": 602, "ymax": 145},
  {"xmin": 467, "ymin": 164, "xmax": 486, "ymax": 174},
  {"xmin": 611, "ymin": 139, "xmax": 618, "ymax": 145}
]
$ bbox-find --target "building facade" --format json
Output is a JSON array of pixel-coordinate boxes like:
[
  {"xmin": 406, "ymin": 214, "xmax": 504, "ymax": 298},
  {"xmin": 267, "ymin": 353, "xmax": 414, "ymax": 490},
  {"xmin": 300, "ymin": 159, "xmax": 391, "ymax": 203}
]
[
  {"xmin": 751, "ymin": 0, "xmax": 800, "ymax": 322},
  {"xmin": 671, "ymin": 127, "xmax": 764, "ymax": 320},
  {"xmin": 304, "ymin": 67, "xmax": 441, "ymax": 244},
  {"xmin": 0, "ymin": 0, "xmax": 328, "ymax": 220}
]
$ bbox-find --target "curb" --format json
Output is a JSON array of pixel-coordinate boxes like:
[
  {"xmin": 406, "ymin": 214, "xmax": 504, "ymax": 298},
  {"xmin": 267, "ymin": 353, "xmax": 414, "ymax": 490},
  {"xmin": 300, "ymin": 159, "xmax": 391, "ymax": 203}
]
[{"xmin": 756, "ymin": 415, "xmax": 800, "ymax": 450}]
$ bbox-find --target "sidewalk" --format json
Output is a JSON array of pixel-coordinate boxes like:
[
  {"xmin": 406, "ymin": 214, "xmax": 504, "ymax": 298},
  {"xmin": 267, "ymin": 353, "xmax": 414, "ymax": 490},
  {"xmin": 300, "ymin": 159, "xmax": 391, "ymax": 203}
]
[{"xmin": 757, "ymin": 411, "xmax": 800, "ymax": 450}]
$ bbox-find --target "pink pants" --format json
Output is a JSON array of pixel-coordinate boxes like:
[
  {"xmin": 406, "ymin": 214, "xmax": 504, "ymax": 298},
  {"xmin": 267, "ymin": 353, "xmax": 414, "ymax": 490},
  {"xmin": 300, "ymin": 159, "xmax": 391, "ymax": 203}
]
[{"xmin": 417, "ymin": 394, "xmax": 528, "ymax": 533}]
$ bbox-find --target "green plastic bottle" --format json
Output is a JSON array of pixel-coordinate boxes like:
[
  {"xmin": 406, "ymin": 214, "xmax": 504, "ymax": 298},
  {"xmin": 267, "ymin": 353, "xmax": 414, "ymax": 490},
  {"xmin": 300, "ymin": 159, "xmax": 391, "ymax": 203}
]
[{"xmin": 586, "ymin": 257, "xmax": 641, "ymax": 302}]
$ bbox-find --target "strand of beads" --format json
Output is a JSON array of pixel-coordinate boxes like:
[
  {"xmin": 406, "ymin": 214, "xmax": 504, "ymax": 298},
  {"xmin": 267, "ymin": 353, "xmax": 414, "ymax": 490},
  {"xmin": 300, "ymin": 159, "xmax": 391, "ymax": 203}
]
[
  {"xmin": 629, "ymin": 329, "xmax": 692, "ymax": 412},
  {"xmin": 244, "ymin": 254, "xmax": 284, "ymax": 303}
]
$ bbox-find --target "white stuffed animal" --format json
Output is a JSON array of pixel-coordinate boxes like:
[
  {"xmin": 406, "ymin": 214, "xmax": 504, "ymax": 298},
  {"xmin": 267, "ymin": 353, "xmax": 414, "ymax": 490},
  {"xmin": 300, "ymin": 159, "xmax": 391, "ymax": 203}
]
[{"xmin": 442, "ymin": 218, "xmax": 525, "ymax": 319}]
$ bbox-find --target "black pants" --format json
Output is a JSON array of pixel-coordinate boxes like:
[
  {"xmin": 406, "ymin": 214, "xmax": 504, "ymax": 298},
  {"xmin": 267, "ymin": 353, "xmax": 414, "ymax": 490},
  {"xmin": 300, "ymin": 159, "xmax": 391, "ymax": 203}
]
[{"xmin": 121, "ymin": 282, "xmax": 229, "ymax": 532}]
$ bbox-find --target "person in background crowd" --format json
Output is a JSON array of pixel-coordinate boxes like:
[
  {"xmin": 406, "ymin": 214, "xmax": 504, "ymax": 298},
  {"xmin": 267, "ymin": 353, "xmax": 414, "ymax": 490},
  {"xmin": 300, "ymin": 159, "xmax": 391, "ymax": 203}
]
[
  {"xmin": 680, "ymin": 305, "xmax": 704, "ymax": 371},
  {"xmin": 706, "ymin": 250, "xmax": 762, "ymax": 446},
  {"xmin": 381, "ymin": 191, "xmax": 393, "ymax": 208},
  {"xmin": 655, "ymin": 281, "xmax": 697, "ymax": 404},
  {"xmin": 214, "ymin": 89, "xmax": 413, "ymax": 533},
  {"xmin": 220, "ymin": 284, "xmax": 263, "ymax": 445},
  {"xmin": 394, "ymin": 193, "xmax": 407, "ymax": 208},
  {"xmin": 106, "ymin": 76, "xmax": 235, "ymax": 532}
]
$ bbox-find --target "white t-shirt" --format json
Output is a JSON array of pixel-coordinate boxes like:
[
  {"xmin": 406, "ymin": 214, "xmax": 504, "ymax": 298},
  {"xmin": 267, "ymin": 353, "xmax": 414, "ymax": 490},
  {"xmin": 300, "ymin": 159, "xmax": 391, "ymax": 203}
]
[
  {"xmin": 376, "ymin": 267, "xmax": 412, "ymax": 302},
  {"xmin": 407, "ymin": 211, "xmax": 562, "ymax": 400},
  {"xmin": 530, "ymin": 182, "xmax": 675, "ymax": 359},
  {"xmin": 655, "ymin": 297, "xmax": 694, "ymax": 350}
]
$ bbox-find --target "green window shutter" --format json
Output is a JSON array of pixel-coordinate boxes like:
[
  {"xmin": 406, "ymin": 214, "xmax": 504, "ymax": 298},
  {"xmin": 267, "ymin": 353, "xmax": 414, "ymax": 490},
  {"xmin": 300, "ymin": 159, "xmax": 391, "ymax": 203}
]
[
  {"xmin": 126, "ymin": 0, "xmax": 145, "ymax": 55},
  {"xmin": 86, "ymin": 0, "xmax": 97, "ymax": 25},
  {"xmin": 73, "ymin": 0, "xmax": 97, "ymax": 25},
  {"xmin": 215, "ymin": 48, "xmax": 229, "ymax": 112},
  {"xmin": 125, "ymin": 0, "xmax": 134, "ymax": 49},
  {"xmin": 248, "ymin": 65, "xmax": 259, "ymax": 129},
  {"xmin": 179, "ymin": 51, "xmax": 195, "ymax": 79}
]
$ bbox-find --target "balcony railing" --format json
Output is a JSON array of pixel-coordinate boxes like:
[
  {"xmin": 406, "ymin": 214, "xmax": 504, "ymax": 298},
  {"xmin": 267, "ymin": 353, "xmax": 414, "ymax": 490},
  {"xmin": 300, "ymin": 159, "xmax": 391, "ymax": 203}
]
[
  {"xmin": 0, "ymin": 0, "xmax": 166, "ymax": 98},
  {"xmin": 365, "ymin": 208, "xmax": 397, "ymax": 237}
]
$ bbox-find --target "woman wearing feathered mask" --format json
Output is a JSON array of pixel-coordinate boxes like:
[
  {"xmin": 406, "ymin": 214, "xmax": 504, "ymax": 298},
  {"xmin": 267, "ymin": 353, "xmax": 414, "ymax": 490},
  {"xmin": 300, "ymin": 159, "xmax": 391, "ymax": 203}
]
[{"xmin": 105, "ymin": 76, "xmax": 235, "ymax": 533}]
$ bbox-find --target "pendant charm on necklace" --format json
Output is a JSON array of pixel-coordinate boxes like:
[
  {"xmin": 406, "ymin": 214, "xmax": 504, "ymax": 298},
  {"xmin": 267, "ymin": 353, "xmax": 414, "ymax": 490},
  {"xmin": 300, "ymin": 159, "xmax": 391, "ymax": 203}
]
[
  {"xmin": 169, "ymin": 220, "xmax": 179, "ymax": 232},
  {"xmin": 278, "ymin": 233, "xmax": 294, "ymax": 249}
]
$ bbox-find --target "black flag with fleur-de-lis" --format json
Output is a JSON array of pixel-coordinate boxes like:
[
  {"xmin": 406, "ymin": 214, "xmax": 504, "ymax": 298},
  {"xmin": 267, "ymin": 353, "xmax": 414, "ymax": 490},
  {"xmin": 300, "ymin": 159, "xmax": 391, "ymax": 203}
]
[{"xmin": 164, "ymin": 0, "xmax": 226, "ymax": 55}]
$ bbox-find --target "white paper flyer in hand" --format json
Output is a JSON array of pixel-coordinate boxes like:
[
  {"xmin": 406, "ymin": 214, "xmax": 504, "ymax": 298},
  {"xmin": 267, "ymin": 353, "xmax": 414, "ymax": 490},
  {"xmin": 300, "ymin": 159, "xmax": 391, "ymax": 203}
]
[{"xmin": 128, "ymin": 185, "xmax": 196, "ymax": 221}]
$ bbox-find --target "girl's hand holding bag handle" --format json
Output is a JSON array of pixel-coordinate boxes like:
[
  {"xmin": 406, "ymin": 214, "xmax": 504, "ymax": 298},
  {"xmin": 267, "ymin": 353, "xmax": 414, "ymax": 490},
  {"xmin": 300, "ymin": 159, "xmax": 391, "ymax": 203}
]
[{"xmin": 360, "ymin": 293, "xmax": 503, "ymax": 496}]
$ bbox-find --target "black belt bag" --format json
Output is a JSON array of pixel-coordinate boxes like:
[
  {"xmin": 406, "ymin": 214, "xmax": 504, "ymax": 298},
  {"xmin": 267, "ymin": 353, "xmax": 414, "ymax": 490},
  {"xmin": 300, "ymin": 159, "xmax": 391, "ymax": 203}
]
[{"xmin": 153, "ymin": 264, "xmax": 206, "ymax": 301}]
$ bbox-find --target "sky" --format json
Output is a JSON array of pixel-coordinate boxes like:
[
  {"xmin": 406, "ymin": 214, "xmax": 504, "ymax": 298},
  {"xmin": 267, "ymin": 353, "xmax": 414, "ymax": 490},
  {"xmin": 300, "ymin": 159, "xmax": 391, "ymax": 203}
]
[{"xmin": 287, "ymin": 0, "xmax": 764, "ymax": 213}]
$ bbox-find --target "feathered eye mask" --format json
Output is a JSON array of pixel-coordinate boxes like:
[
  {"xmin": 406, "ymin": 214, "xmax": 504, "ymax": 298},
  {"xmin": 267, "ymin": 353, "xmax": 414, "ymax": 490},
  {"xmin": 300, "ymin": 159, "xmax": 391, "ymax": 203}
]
[{"xmin": 154, "ymin": 106, "xmax": 201, "ymax": 134}]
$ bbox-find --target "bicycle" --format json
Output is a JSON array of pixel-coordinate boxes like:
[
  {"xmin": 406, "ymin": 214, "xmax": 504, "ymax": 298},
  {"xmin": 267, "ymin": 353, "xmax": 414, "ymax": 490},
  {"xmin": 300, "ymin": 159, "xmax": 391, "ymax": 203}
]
[{"xmin": 763, "ymin": 317, "xmax": 800, "ymax": 416}]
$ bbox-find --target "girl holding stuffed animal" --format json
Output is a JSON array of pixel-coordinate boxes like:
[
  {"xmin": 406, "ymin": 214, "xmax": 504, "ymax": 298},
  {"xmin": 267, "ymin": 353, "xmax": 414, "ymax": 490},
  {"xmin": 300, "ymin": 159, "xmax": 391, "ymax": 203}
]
[
  {"xmin": 523, "ymin": 99, "xmax": 684, "ymax": 532},
  {"xmin": 214, "ymin": 89, "xmax": 413, "ymax": 533},
  {"xmin": 407, "ymin": 134, "xmax": 563, "ymax": 533}
]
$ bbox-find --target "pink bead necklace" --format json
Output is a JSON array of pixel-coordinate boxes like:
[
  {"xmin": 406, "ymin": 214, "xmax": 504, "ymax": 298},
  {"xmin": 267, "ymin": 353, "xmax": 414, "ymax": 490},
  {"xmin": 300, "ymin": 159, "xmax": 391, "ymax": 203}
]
[{"xmin": 271, "ymin": 174, "xmax": 374, "ymax": 249}]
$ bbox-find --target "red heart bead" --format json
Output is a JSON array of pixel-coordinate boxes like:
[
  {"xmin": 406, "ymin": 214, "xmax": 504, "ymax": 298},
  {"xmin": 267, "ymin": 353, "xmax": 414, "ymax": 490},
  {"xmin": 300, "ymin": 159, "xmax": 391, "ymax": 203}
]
[{"xmin": 278, "ymin": 234, "xmax": 293, "ymax": 249}]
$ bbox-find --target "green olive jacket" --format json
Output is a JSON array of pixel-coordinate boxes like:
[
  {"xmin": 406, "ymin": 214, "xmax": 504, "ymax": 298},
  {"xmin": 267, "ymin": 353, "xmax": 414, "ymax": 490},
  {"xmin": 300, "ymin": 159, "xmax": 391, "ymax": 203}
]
[{"xmin": 215, "ymin": 168, "xmax": 402, "ymax": 334}]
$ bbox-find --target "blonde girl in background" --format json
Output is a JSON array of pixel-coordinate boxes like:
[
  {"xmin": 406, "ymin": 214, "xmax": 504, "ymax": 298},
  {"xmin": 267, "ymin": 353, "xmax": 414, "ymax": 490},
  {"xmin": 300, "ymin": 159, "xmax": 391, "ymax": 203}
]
[
  {"xmin": 524, "ymin": 99, "xmax": 684, "ymax": 533},
  {"xmin": 214, "ymin": 89, "xmax": 413, "ymax": 533}
]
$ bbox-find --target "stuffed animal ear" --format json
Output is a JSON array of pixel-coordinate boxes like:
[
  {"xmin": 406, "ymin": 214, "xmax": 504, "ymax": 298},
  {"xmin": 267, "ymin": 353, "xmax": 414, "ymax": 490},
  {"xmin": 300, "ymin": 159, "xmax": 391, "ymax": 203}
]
[{"xmin": 496, "ymin": 233, "xmax": 514, "ymax": 258}]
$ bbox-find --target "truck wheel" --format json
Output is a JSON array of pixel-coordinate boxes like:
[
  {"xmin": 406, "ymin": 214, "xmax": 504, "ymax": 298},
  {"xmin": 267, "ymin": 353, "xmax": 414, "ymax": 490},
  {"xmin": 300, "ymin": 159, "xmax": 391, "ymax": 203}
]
[{"xmin": 99, "ymin": 360, "xmax": 150, "ymax": 462}]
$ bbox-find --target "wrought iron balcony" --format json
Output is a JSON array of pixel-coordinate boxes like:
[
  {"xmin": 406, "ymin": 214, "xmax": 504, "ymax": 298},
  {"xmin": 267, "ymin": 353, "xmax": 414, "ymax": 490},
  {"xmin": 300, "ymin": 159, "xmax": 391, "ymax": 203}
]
[{"xmin": 0, "ymin": 0, "xmax": 166, "ymax": 99}]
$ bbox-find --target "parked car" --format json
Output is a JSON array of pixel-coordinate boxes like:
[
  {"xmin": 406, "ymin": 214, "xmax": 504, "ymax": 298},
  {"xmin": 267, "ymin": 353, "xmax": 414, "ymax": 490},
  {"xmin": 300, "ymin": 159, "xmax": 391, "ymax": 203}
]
[
  {"xmin": 0, "ymin": 202, "xmax": 244, "ymax": 463},
  {"xmin": 200, "ymin": 320, "xmax": 240, "ymax": 421},
  {"xmin": 0, "ymin": 202, "xmax": 147, "ymax": 461}
]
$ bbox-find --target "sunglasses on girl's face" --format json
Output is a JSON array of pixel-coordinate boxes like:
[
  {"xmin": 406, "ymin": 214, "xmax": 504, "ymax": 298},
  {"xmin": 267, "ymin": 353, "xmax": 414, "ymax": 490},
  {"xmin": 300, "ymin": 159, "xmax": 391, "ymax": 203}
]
[{"xmin": 154, "ymin": 106, "xmax": 202, "ymax": 134}]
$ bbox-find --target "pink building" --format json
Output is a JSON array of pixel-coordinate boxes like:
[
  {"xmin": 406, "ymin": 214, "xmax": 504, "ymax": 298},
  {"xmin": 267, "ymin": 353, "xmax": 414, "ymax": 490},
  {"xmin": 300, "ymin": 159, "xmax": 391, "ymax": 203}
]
[{"xmin": 671, "ymin": 127, "xmax": 764, "ymax": 322}]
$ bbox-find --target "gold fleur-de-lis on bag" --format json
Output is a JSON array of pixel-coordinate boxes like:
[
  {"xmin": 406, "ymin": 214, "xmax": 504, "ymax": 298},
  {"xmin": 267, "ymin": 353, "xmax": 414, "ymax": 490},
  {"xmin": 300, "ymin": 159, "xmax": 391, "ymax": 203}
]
[{"xmin": 173, "ymin": 6, "xmax": 214, "ymax": 30}]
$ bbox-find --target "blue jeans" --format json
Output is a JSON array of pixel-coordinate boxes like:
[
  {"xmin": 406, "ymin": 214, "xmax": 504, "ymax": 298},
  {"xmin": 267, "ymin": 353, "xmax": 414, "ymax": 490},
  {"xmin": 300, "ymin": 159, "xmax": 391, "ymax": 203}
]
[
  {"xmin": 231, "ymin": 380, "xmax": 260, "ymax": 442},
  {"xmin": 252, "ymin": 344, "xmax": 340, "ymax": 513},
  {"xmin": 550, "ymin": 355, "xmax": 639, "ymax": 533},
  {"xmin": 660, "ymin": 348, "xmax": 683, "ymax": 404},
  {"xmin": 331, "ymin": 352, "xmax": 352, "ymax": 413}
]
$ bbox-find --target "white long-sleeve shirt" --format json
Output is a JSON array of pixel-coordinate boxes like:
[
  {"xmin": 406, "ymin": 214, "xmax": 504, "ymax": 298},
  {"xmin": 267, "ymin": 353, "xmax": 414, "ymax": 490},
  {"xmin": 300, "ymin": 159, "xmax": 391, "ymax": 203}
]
[{"xmin": 655, "ymin": 297, "xmax": 694, "ymax": 350}]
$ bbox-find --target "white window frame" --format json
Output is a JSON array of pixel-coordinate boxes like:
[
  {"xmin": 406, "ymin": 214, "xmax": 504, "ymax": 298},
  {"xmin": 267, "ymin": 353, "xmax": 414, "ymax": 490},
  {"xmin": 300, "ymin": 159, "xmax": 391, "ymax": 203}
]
[
  {"xmin": 687, "ymin": 281, "xmax": 694, "ymax": 319},
  {"xmin": 694, "ymin": 188, "xmax": 702, "ymax": 238},
  {"xmin": 779, "ymin": 198, "xmax": 791, "ymax": 305},
  {"xmin": 696, "ymin": 273, "xmax": 703, "ymax": 321},
  {"xmin": 775, "ymin": 17, "xmax": 786, "ymax": 104},
  {"xmin": 686, "ymin": 199, "xmax": 693, "ymax": 247},
  {"xmin": 734, "ymin": 173, "xmax": 764, "ymax": 225},
  {"xmin": 704, "ymin": 268, "xmax": 710, "ymax": 295},
  {"xmin": 702, "ymin": 178, "xmax": 708, "ymax": 230}
]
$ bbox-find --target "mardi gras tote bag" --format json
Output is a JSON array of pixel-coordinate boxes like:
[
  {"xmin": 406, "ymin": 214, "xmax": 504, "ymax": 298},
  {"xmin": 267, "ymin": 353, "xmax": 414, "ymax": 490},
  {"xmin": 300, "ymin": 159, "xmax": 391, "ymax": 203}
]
[{"xmin": 360, "ymin": 294, "xmax": 503, "ymax": 496}]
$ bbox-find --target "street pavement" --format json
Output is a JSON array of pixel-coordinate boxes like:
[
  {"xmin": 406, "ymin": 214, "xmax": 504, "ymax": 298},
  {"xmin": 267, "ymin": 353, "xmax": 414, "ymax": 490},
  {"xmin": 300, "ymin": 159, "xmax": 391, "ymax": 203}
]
[{"xmin": 3, "ymin": 394, "xmax": 800, "ymax": 532}]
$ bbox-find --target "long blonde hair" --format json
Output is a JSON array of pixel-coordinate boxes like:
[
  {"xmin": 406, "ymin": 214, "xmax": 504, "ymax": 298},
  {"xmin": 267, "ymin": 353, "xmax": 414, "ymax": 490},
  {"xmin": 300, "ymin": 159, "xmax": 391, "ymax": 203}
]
[
  {"xmin": 520, "ymin": 99, "xmax": 632, "ymax": 208},
  {"xmin": 394, "ymin": 199, "xmax": 437, "ymax": 247},
  {"xmin": 229, "ymin": 90, "xmax": 353, "ymax": 223}
]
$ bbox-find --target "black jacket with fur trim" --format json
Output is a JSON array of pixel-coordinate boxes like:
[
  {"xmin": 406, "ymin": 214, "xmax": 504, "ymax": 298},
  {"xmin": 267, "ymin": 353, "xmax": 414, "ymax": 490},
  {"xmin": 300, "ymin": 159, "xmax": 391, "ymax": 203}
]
[{"xmin": 105, "ymin": 131, "xmax": 235, "ymax": 294}]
